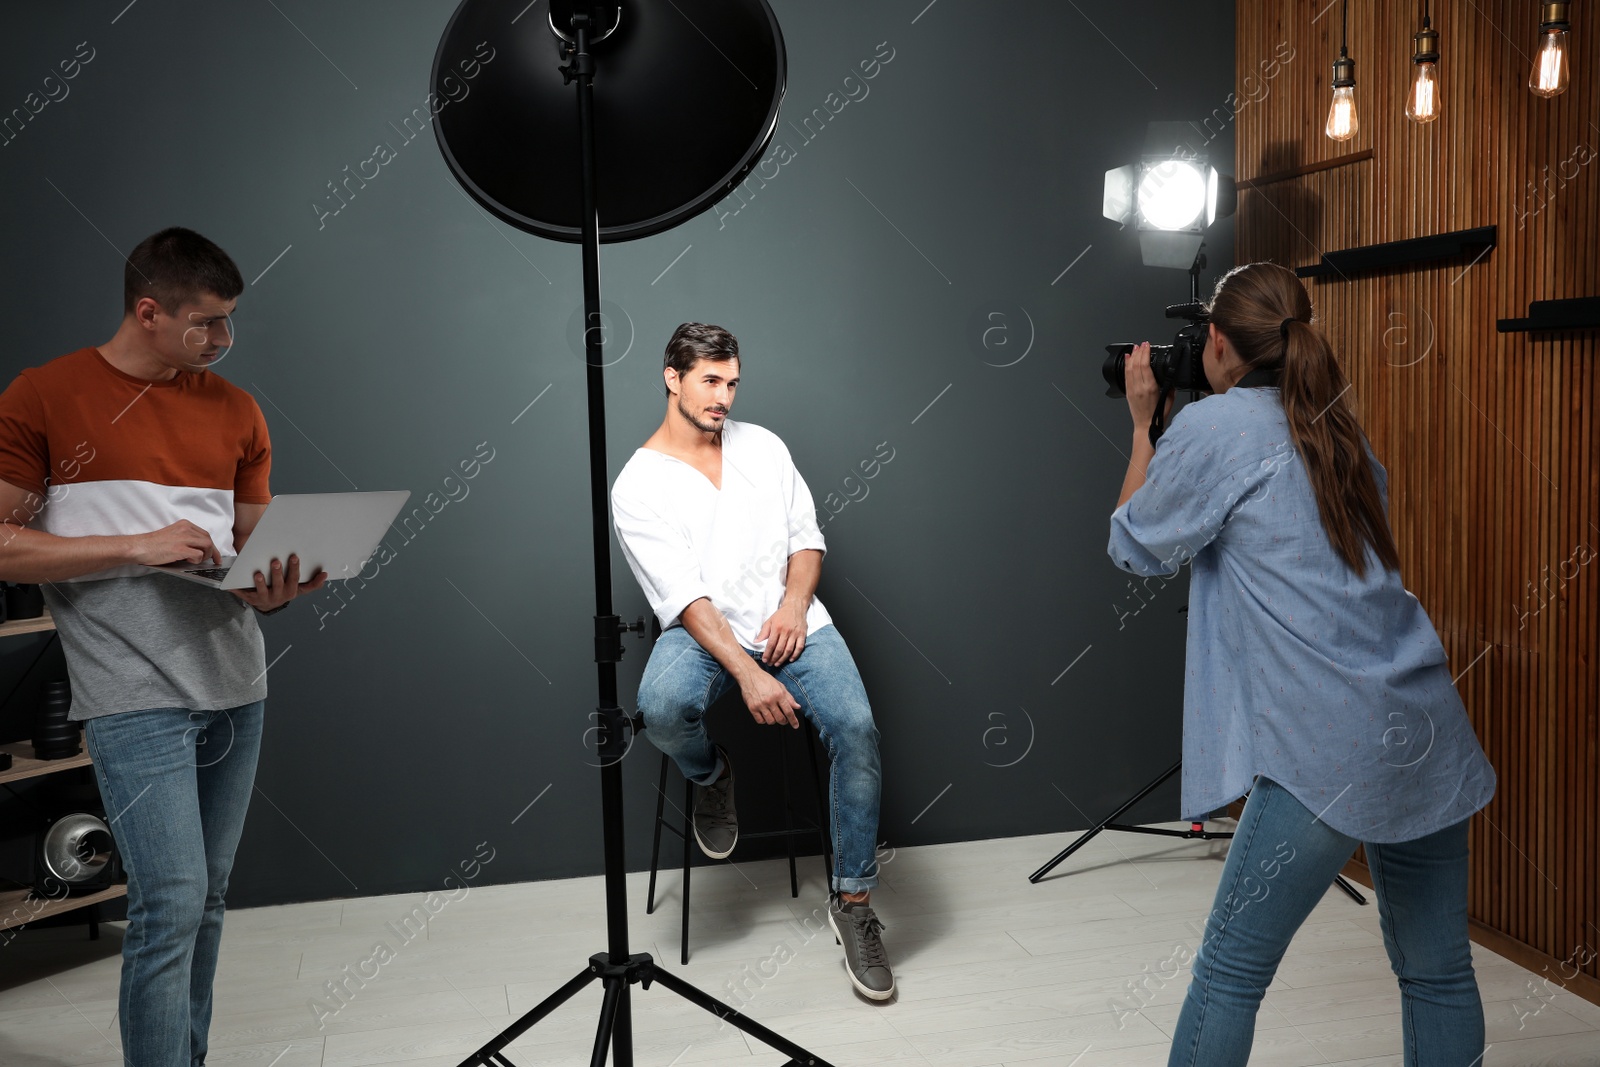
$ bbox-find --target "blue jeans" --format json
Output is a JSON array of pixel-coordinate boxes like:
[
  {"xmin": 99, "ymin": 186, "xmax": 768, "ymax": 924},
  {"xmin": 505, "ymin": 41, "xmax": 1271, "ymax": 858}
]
[
  {"xmin": 1169, "ymin": 777, "xmax": 1483, "ymax": 1067},
  {"xmin": 637, "ymin": 624, "xmax": 882, "ymax": 894},
  {"xmin": 85, "ymin": 702, "xmax": 264, "ymax": 1067}
]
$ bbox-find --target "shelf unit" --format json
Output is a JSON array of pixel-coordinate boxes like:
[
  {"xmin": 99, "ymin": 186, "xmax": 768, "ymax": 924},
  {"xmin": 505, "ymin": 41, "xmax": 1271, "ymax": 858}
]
[
  {"xmin": 0, "ymin": 739, "xmax": 89, "ymax": 785},
  {"xmin": 0, "ymin": 609, "xmax": 126, "ymax": 937},
  {"xmin": 0, "ymin": 883, "xmax": 126, "ymax": 933},
  {"xmin": 0, "ymin": 609, "xmax": 57, "ymax": 640},
  {"xmin": 1497, "ymin": 296, "xmax": 1600, "ymax": 334},
  {"xmin": 1294, "ymin": 225, "xmax": 1497, "ymax": 279}
]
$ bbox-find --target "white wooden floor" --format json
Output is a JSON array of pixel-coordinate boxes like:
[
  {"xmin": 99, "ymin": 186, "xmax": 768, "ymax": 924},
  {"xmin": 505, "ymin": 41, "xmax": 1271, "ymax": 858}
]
[{"xmin": 3, "ymin": 826, "xmax": 1598, "ymax": 1067}]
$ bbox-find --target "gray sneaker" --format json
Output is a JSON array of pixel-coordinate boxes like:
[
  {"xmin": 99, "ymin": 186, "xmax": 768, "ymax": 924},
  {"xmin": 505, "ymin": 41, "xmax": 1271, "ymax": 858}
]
[
  {"xmin": 692, "ymin": 748, "xmax": 738, "ymax": 859},
  {"xmin": 828, "ymin": 898, "xmax": 895, "ymax": 1001}
]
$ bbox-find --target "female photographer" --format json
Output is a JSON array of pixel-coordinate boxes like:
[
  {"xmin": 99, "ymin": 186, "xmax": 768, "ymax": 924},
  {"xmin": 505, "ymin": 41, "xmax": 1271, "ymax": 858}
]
[{"xmin": 1108, "ymin": 262, "xmax": 1496, "ymax": 1066}]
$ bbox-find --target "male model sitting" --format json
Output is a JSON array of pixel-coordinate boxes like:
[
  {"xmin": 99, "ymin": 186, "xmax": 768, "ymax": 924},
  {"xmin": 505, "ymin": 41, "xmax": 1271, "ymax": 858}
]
[{"xmin": 611, "ymin": 322, "xmax": 892, "ymax": 1001}]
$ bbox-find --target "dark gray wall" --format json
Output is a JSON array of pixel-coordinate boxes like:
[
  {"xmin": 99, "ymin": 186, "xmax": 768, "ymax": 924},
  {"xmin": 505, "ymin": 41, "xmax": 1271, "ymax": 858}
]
[{"xmin": 0, "ymin": 0, "xmax": 1234, "ymax": 907}]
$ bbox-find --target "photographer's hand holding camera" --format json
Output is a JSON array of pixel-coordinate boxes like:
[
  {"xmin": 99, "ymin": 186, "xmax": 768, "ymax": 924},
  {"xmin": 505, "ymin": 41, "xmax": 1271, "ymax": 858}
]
[
  {"xmin": 1104, "ymin": 263, "xmax": 1496, "ymax": 1066},
  {"xmin": 1113, "ymin": 341, "xmax": 1176, "ymax": 508}
]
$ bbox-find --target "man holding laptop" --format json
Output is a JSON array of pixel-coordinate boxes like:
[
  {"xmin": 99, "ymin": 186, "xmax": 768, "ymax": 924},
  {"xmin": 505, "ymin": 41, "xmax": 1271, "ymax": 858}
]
[{"xmin": 0, "ymin": 228, "xmax": 325, "ymax": 1067}]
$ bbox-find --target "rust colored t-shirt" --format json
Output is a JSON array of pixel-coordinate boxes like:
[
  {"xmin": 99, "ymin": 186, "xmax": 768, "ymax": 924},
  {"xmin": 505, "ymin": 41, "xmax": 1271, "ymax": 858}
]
[{"xmin": 0, "ymin": 347, "xmax": 272, "ymax": 719}]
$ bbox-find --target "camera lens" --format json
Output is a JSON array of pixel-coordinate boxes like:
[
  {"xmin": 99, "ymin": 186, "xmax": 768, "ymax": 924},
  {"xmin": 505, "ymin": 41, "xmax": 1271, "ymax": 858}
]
[
  {"xmin": 33, "ymin": 679, "xmax": 80, "ymax": 760},
  {"xmin": 1101, "ymin": 346, "xmax": 1132, "ymax": 395}
]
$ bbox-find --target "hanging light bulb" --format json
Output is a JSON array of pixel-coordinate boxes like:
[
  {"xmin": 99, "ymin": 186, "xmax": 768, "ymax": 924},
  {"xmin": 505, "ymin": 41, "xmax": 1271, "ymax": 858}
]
[
  {"xmin": 1327, "ymin": 72, "xmax": 1359, "ymax": 140},
  {"xmin": 1529, "ymin": 2, "xmax": 1571, "ymax": 97},
  {"xmin": 1326, "ymin": 0, "xmax": 1359, "ymax": 141},
  {"xmin": 1406, "ymin": 3, "xmax": 1440, "ymax": 123}
]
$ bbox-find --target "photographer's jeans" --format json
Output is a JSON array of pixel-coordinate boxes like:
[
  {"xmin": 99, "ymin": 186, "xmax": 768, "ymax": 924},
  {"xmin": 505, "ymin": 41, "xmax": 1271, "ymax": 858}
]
[
  {"xmin": 85, "ymin": 701, "xmax": 264, "ymax": 1067},
  {"xmin": 1168, "ymin": 777, "xmax": 1482, "ymax": 1067},
  {"xmin": 638, "ymin": 624, "xmax": 883, "ymax": 894}
]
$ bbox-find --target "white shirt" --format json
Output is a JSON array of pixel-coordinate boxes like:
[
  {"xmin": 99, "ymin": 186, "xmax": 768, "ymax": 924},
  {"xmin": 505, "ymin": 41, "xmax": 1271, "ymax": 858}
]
[{"xmin": 611, "ymin": 419, "xmax": 830, "ymax": 652}]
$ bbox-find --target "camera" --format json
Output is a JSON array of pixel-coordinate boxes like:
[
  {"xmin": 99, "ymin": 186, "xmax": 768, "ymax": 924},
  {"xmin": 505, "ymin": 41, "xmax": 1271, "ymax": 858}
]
[{"xmin": 1101, "ymin": 302, "xmax": 1212, "ymax": 397}]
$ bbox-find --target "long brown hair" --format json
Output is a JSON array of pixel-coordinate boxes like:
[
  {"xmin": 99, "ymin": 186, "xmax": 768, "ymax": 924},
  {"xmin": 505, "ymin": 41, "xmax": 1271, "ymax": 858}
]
[{"xmin": 1207, "ymin": 263, "xmax": 1400, "ymax": 578}]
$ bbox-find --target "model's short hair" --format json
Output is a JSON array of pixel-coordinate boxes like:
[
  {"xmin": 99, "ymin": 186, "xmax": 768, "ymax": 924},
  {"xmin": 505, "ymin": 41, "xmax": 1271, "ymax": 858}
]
[
  {"xmin": 123, "ymin": 227, "xmax": 244, "ymax": 314},
  {"xmin": 663, "ymin": 322, "xmax": 738, "ymax": 395}
]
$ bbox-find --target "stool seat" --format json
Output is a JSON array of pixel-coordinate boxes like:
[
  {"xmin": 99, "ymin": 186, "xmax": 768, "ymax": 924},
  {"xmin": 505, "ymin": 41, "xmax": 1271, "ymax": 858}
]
[{"xmin": 645, "ymin": 725, "xmax": 832, "ymax": 965}]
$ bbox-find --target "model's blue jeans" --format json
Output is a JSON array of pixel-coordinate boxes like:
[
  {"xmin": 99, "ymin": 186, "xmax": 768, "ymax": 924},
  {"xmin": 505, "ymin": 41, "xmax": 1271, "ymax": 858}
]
[
  {"xmin": 1169, "ymin": 777, "xmax": 1483, "ymax": 1067},
  {"xmin": 85, "ymin": 701, "xmax": 264, "ymax": 1067},
  {"xmin": 637, "ymin": 624, "xmax": 882, "ymax": 894}
]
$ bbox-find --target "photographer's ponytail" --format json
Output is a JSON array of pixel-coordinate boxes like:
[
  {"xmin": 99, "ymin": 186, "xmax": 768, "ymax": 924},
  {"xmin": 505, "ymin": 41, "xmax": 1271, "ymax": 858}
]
[{"xmin": 1209, "ymin": 264, "xmax": 1400, "ymax": 579}]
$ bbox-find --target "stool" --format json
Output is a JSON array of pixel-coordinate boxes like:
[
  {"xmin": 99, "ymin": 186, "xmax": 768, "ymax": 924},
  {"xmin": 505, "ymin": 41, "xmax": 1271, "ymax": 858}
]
[{"xmin": 645, "ymin": 723, "xmax": 833, "ymax": 964}]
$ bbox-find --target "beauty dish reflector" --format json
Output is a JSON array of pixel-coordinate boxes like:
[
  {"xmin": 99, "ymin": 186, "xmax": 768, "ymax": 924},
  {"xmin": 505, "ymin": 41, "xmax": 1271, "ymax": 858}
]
[{"xmin": 432, "ymin": 0, "xmax": 786, "ymax": 243}]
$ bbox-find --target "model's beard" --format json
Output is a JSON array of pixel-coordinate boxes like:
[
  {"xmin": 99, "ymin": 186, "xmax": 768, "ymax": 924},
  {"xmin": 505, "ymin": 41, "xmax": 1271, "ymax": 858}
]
[{"xmin": 677, "ymin": 396, "xmax": 726, "ymax": 434}]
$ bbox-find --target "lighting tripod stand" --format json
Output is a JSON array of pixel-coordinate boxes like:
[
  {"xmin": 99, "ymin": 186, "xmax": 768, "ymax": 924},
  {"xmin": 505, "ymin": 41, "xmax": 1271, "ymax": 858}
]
[
  {"xmin": 1027, "ymin": 758, "xmax": 1369, "ymax": 906},
  {"xmin": 432, "ymin": 2, "xmax": 832, "ymax": 1065}
]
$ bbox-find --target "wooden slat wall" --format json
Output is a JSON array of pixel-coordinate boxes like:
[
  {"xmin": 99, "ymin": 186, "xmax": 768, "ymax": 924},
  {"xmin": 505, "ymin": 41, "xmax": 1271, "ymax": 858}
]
[{"xmin": 1235, "ymin": 1, "xmax": 1599, "ymax": 1003}]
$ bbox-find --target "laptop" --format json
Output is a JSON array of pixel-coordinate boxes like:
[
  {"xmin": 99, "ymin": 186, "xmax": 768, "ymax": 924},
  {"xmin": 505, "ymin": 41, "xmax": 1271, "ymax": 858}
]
[{"xmin": 145, "ymin": 491, "xmax": 412, "ymax": 590}]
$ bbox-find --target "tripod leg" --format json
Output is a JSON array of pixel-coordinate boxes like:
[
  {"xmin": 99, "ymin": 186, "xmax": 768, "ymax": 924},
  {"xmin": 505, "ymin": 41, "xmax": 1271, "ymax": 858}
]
[
  {"xmin": 641, "ymin": 962, "xmax": 837, "ymax": 1067},
  {"xmin": 589, "ymin": 978, "xmax": 623, "ymax": 1067},
  {"xmin": 457, "ymin": 968, "xmax": 599, "ymax": 1067},
  {"xmin": 1029, "ymin": 760, "xmax": 1182, "ymax": 883},
  {"xmin": 1332, "ymin": 873, "xmax": 1369, "ymax": 905}
]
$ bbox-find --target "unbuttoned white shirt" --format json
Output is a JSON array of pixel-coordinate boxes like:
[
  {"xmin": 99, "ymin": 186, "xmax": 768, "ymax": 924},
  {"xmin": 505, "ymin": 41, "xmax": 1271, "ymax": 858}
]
[{"xmin": 611, "ymin": 420, "xmax": 830, "ymax": 652}]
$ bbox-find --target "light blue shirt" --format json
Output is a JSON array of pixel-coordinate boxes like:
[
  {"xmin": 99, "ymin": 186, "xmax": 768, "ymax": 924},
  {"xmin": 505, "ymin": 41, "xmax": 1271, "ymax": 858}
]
[{"xmin": 1108, "ymin": 386, "xmax": 1495, "ymax": 843}]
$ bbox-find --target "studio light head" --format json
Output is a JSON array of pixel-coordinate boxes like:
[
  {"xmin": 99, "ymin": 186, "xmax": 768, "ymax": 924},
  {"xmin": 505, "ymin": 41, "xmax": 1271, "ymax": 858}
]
[
  {"xmin": 546, "ymin": 0, "xmax": 622, "ymax": 44},
  {"xmin": 1098, "ymin": 123, "xmax": 1235, "ymax": 442},
  {"xmin": 1103, "ymin": 121, "xmax": 1236, "ymax": 270}
]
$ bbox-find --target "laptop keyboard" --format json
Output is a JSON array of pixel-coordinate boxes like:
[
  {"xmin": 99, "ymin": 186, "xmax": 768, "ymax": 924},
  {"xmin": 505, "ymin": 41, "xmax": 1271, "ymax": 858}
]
[{"xmin": 188, "ymin": 567, "xmax": 232, "ymax": 581}]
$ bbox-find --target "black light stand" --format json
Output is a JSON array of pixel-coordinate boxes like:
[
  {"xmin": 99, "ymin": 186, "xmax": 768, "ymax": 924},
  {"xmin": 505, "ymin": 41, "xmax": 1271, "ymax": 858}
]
[
  {"xmin": 448, "ymin": 7, "xmax": 831, "ymax": 1067},
  {"xmin": 1027, "ymin": 759, "xmax": 1369, "ymax": 906},
  {"xmin": 1187, "ymin": 242, "xmax": 1208, "ymax": 304}
]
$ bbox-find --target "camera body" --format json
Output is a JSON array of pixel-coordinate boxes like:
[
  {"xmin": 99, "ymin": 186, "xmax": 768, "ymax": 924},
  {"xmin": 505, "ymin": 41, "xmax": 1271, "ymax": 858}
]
[{"xmin": 1102, "ymin": 302, "xmax": 1212, "ymax": 397}]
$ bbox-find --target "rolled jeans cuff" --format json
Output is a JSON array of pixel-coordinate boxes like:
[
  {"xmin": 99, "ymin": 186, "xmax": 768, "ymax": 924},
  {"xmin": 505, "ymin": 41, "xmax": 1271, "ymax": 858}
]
[
  {"xmin": 689, "ymin": 753, "xmax": 725, "ymax": 788},
  {"xmin": 834, "ymin": 875, "xmax": 878, "ymax": 894}
]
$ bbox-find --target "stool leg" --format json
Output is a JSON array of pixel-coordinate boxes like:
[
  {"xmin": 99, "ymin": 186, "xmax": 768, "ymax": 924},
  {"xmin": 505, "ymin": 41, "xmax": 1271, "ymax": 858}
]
[
  {"xmin": 681, "ymin": 775, "xmax": 693, "ymax": 965},
  {"xmin": 647, "ymin": 753, "xmax": 669, "ymax": 915},
  {"xmin": 780, "ymin": 733, "xmax": 799, "ymax": 898},
  {"xmin": 806, "ymin": 726, "xmax": 833, "ymax": 896}
]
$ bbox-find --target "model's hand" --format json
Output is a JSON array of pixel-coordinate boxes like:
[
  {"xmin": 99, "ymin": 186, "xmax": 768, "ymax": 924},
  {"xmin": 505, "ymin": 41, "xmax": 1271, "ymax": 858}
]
[
  {"xmin": 740, "ymin": 669, "xmax": 801, "ymax": 729},
  {"xmin": 1124, "ymin": 343, "xmax": 1174, "ymax": 430},
  {"xmin": 126, "ymin": 520, "xmax": 222, "ymax": 566},
  {"xmin": 757, "ymin": 601, "xmax": 808, "ymax": 666},
  {"xmin": 229, "ymin": 554, "xmax": 328, "ymax": 613}
]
